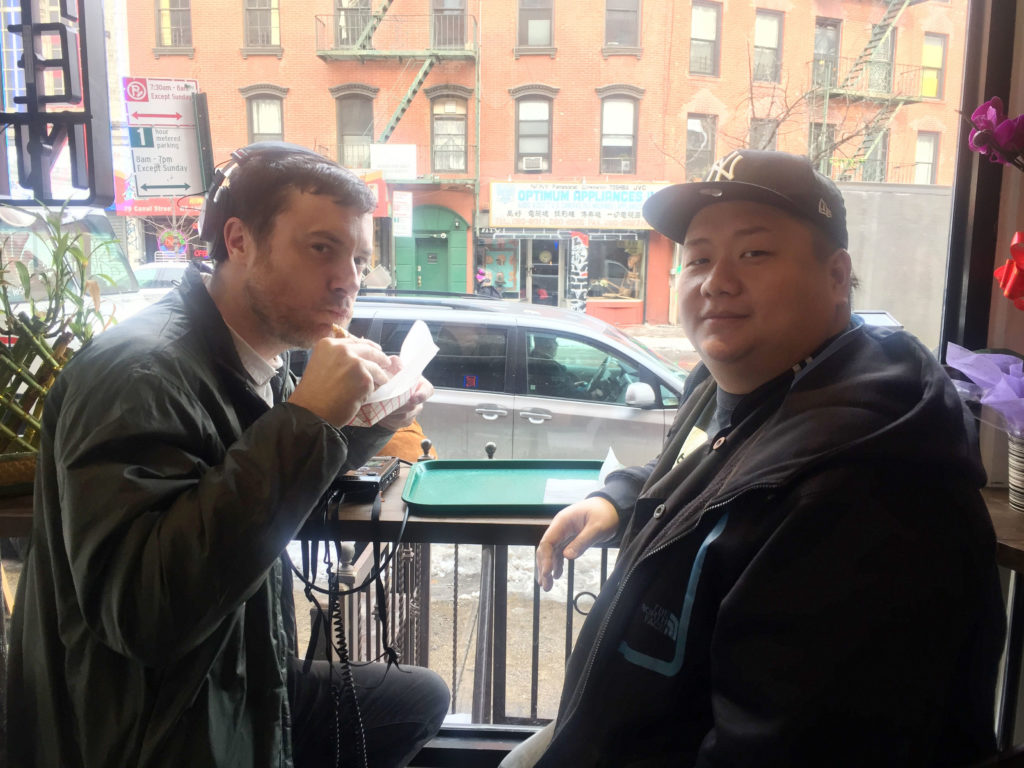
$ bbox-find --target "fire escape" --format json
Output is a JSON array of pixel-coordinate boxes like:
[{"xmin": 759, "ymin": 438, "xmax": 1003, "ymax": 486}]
[
  {"xmin": 314, "ymin": 1, "xmax": 479, "ymax": 176},
  {"xmin": 809, "ymin": 0, "xmax": 929, "ymax": 181}
]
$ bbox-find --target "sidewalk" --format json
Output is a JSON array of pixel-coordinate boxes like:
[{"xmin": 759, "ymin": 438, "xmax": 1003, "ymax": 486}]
[{"xmin": 619, "ymin": 323, "xmax": 701, "ymax": 371}]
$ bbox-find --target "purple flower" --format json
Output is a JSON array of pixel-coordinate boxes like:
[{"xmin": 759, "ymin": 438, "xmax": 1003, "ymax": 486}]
[{"xmin": 969, "ymin": 96, "xmax": 1024, "ymax": 169}]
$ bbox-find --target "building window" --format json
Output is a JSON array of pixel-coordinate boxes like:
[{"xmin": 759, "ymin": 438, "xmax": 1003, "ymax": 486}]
[
  {"xmin": 335, "ymin": 0, "xmax": 370, "ymax": 47},
  {"xmin": 809, "ymin": 122, "xmax": 835, "ymax": 176},
  {"xmin": 516, "ymin": 98, "xmax": 551, "ymax": 172},
  {"xmin": 432, "ymin": 97, "xmax": 467, "ymax": 172},
  {"xmin": 749, "ymin": 117, "xmax": 778, "ymax": 151},
  {"xmin": 690, "ymin": 2, "xmax": 720, "ymax": 76},
  {"xmin": 432, "ymin": 0, "xmax": 465, "ymax": 48},
  {"xmin": 922, "ymin": 33, "xmax": 947, "ymax": 99},
  {"xmin": 914, "ymin": 131, "xmax": 939, "ymax": 184},
  {"xmin": 337, "ymin": 95, "xmax": 373, "ymax": 169},
  {"xmin": 157, "ymin": 0, "xmax": 191, "ymax": 47},
  {"xmin": 606, "ymin": 0, "xmax": 639, "ymax": 48},
  {"xmin": 244, "ymin": 0, "xmax": 279, "ymax": 47},
  {"xmin": 813, "ymin": 18, "xmax": 840, "ymax": 87},
  {"xmin": 519, "ymin": 0, "xmax": 552, "ymax": 47},
  {"xmin": 753, "ymin": 10, "xmax": 781, "ymax": 83},
  {"xmin": 600, "ymin": 99, "xmax": 636, "ymax": 174},
  {"xmin": 248, "ymin": 96, "xmax": 282, "ymax": 143},
  {"xmin": 862, "ymin": 129, "xmax": 888, "ymax": 182},
  {"xmin": 686, "ymin": 114, "xmax": 716, "ymax": 181},
  {"xmin": 867, "ymin": 25, "xmax": 895, "ymax": 92}
]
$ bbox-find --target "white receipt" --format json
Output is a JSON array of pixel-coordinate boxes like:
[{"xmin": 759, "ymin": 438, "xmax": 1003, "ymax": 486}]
[{"xmin": 541, "ymin": 448, "xmax": 625, "ymax": 504}]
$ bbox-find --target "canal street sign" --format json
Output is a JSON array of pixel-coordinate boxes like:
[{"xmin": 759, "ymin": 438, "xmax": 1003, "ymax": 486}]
[{"xmin": 123, "ymin": 77, "xmax": 204, "ymax": 198}]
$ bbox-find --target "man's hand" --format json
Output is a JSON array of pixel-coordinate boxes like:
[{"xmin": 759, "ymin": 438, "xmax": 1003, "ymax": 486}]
[
  {"xmin": 289, "ymin": 336, "xmax": 395, "ymax": 427},
  {"xmin": 536, "ymin": 496, "xmax": 619, "ymax": 591},
  {"xmin": 377, "ymin": 375, "xmax": 435, "ymax": 431}
]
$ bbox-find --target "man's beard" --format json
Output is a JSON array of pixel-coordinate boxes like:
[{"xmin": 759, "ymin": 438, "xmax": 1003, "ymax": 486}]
[{"xmin": 243, "ymin": 261, "xmax": 320, "ymax": 350}]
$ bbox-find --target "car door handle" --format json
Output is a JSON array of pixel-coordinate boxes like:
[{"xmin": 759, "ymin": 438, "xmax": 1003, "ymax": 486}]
[
  {"xmin": 475, "ymin": 404, "xmax": 509, "ymax": 420},
  {"xmin": 519, "ymin": 409, "xmax": 552, "ymax": 424}
]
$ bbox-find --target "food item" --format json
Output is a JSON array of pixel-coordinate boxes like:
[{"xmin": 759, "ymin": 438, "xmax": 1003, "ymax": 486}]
[{"xmin": 331, "ymin": 323, "xmax": 349, "ymax": 339}]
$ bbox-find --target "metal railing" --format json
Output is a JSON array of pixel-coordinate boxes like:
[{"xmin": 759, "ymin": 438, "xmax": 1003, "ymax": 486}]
[
  {"xmin": 810, "ymin": 55, "xmax": 923, "ymax": 99},
  {"xmin": 326, "ymin": 540, "xmax": 616, "ymax": 725},
  {"xmin": 315, "ymin": 13, "xmax": 478, "ymax": 56}
]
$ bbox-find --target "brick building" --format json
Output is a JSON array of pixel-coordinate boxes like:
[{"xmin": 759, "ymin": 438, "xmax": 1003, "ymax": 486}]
[{"xmin": 116, "ymin": 0, "xmax": 966, "ymax": 327}]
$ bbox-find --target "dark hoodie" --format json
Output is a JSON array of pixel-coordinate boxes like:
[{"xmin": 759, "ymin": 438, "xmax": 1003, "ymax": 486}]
[{"xmin": 539, "ymin": 322, "xmax": 1005, "ymax": 768}]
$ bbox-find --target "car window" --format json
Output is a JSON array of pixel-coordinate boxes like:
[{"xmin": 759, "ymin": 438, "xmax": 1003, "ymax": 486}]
[
  {"xmin": 526, "ymin": 331, "xmax": 641, "ymax": 404},
  {"xmin": 381, "ymin": 319, "xmax": 507, "ymax": 393}
]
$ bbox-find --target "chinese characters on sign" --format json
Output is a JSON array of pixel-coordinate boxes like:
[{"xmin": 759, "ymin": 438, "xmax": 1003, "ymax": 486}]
[{"xmin": 488, "ymin": 182, "xmax": 669, "ymax": 229}]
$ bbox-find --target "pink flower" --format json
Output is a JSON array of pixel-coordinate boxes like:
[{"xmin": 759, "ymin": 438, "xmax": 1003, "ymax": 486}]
[
  {"xmin": 994, "ymin": 114, "xmax": 1024, "ymax": 153},
  {"xmin": 972, "ymin": 96, "xmax": 1006, "ymax": 131},
  {"xmin": 968, "ymin": 96, "xmax": 1024, "ymax": 170}
]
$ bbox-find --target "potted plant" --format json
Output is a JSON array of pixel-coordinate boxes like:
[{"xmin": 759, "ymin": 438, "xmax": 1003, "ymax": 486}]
[{"xmin": 0, "ymin": 204, "xmax": 114, "ymax": 495}]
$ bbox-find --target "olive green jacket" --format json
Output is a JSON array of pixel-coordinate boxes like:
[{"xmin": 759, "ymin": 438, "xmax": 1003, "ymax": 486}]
[{"xmin": 6, "ymin": 268, "xmax": 390, "ymax": 767}]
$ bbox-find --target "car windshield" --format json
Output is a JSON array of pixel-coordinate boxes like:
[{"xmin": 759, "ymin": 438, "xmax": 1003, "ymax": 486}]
[{"xmin": 602, "ymin": 325, "xmax": 689, "ymax": 380}]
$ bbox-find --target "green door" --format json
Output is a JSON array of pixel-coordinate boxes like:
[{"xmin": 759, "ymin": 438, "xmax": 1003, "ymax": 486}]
[{"xmin": 415, "ymin": 238, "xmax": 448, "ymax": 291}]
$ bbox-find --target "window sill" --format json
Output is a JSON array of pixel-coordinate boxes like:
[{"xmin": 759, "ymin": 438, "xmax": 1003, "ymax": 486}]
[
  {"xmin": 153, "ymin": 45, "xmax": 194, "ymax": 59},
  {"xmin": 514, "ymin": 46, "xmax": 557, "ymax": 59},
  {"xmin": 241, "ymin": 46, "xmax": 284, "ymax": 59},
  {"xmin": 602, "ymin": 45, "xmax": 642, "ymax": 58}
]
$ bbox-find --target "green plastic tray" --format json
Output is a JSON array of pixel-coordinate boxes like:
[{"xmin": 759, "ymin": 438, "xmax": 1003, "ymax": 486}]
[{"xmin": 401, "ymin": 459, "xmax": 603, "ymax": 516}]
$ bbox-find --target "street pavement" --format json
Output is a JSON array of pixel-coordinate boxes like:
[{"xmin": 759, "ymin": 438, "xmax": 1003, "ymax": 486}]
[{"xmin": 620, "ymin": 323, "xmax": 701, "ymax": 371}]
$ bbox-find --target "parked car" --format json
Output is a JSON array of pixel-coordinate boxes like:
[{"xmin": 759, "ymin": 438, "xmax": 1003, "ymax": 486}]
[
  {"xmin": 341, "ymin": 294, "xmax": 690, "ymax": 465},
  {"xmin": 133, "ymin": 260, "xmax": 190, "ymax": 302}
]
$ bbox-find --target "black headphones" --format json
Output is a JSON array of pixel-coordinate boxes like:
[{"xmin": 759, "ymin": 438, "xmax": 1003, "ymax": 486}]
[{"xmin": 197, "ymin": 141, "xmax": 327, "ymax": 245}]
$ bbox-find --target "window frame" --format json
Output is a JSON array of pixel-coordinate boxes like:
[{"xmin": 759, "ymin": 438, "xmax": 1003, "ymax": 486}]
[
  {"xmin": 914, "ymin": 131, "xmax": 940, "ymax": 185},
  {"xmin": 155, "ymin": 0, "xmax": 192, "ymax": 53},
  {"xmin": 921, "ymin": 32, "xmax": 947, "ymax": 100},
  {"xmin": 246, "ymin": 94, "xmax": 284, "ymax": 143},
  {"xmin": 862, "ymin": 129, "xmax": 889, "ymax": 182},
  {"xmin": 243, "ymin": 0, "xmax": 281, "ymax": 53},
  {"xmin": 752, "ymin": 9, "xmax": 782, "ymax": 83},
  {"xmin": 515, "ymin": 97, "xmax": 553, "ymax": 173},
  {"xmin": 813, "ymin": 17, "xmax": 841, "ymax": 88},
  {"xmin": 605, "ymin": 0, "xmax": 640, "ymax": 50},
  {"xmin": 689, "ymin": 1, "xmax": 721, "ymax": 77},
  {"xmin": 335, "ymin": 0, "xmax": 371, "ymax": 48},
  {"xmin": 336, "ymin": 93, "xmax": 374, "ymax": 169},
  {"xmin": 431, "ymin": 96, "xmax": 468, "ymax": 173},
  {"xmin": 599, "ymin": 97, "xmax": 638, "ymax": 174},
  {"xmin": 686, "ymin": 113, "xmax": 717, "ymax": 182},
  {"xmin": 517, "ymin": 0, "xmax": 553, "ymax": 49},
  {"xmin": 432, "ymin": 0, "xmax": 467, "ymax": 49}
]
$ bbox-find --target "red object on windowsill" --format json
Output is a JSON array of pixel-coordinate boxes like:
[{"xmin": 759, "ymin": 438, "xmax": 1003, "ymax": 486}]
[{"xmin": 993, "ymin": 231, "xmax": 1024, "ymax": 309}]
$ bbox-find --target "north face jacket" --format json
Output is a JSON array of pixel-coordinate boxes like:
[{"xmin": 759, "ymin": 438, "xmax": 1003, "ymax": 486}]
[
  {"xmin": 539, "ymin": 322, "xmax": 1005, "ymax": 768},
  {"xmin": 6, "ymin": 267, "xmax": 391, "ymax": 767}
]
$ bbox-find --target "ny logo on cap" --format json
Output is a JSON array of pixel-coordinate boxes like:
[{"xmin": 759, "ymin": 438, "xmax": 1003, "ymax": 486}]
[
  {"xmin": 818, "ymin": 199, "xmax": 833, "ymax": 219},
  {"xmin": 705, "ymin": 150, "xmax": 744, "ymax": 182}
]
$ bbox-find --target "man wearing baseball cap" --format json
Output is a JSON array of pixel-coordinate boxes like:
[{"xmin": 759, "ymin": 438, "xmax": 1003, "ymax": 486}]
[{"xmin": 508, "ymin": 150, "xmax": 1005, "ymax": 766}]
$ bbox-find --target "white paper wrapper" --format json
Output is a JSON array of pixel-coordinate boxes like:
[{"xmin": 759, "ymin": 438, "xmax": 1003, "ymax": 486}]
[{"xmin": 348, "ymin": 320, "xmax": 439, "ymax": 427}]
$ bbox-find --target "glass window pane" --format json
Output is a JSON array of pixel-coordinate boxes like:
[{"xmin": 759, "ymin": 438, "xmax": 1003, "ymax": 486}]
[
  {"xmin": 526, "ymin": 19, "xmax": 551, "ymax": 46},
  {"xmin": 519, "ymin": 136, "xmax": 549, "ymax": 153},
  {"xmin": 252, "ymin": 98, "xmax": 281, "ymax": 134},
  {"xmin": 692, "ymin": 5, "xmax": 718, "ymax": 39},
  {"xmin": 754, "ymin": 12, "xmax": 779, "ymax": 48},
  {"xmin": 519, "ymin": 100, "xmax": 549, "ymax": 120},
  {"xmin": 602, "ymin": 100, "xmax": 634, "ymax": 134}
]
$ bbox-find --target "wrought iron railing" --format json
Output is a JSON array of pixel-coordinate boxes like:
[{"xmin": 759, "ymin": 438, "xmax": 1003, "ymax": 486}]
[{"xmin": 314, "ymin": 13, "xmax": 478, "ymax": 56}]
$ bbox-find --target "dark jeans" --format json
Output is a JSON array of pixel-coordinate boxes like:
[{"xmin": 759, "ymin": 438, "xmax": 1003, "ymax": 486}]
[{"xmin": 288, "ymin": 657, "xmax": 450, "ymax": 768}]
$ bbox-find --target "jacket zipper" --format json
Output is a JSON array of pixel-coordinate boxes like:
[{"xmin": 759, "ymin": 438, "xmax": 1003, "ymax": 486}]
[{"xmin": 557, "ymin": 481, "xmax": 779, "ymax": 733}]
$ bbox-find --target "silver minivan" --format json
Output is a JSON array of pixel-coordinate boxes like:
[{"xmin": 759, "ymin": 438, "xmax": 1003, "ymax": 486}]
[{"xmin": 348, "ymin": 295, "xmax": 689, "ymax": 465}]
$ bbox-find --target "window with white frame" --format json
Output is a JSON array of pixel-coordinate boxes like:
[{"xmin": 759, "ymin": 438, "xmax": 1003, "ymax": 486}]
[
  {"xmin": 600, "ymin": 99, "xmax": 636, "ymax": 174},
  {"xmin": 247, "ymin": 96, "xmax": 283, "ymax": 143},
  {"xmin": 686, "ymin": 114, "xmax": 716, "ymax": 181},
  {"xmin": 516, "ymin": 98, "xmax": 552, "ymax": 172},
  {"xmin": 690, "ymin": 2, "xmax": 720, "ymax": 76},
  {"xmin": 433, "ymin": 97, "xmax": 467, "ymax": 172},
  {"xmin": 914, "ymin": 131, "xmax": 939, "ymax": 184},
  {"xmin": 753, "ymin": 10, "xmax": 781, "ymax": 83}
]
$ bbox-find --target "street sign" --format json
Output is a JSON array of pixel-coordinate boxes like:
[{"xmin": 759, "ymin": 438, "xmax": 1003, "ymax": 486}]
[{"xmin": 122, "ymin": 77, "xmax": 204, "ymax": 199}]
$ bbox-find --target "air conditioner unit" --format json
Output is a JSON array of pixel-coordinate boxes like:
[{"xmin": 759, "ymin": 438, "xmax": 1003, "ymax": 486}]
[
  {"xmin": 521, "ymin": 156, "xmax": 546, "ymax": 171},
  {"xmin": 618, "ymin": 158, "xmax": 633, "ymax": 173}
]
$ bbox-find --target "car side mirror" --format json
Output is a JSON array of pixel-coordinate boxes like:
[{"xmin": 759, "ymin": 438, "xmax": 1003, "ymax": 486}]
[{"xmin": 624, "ymin": 382, "xmax": 656, "ymax": 408}]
